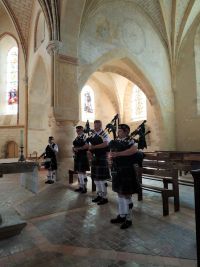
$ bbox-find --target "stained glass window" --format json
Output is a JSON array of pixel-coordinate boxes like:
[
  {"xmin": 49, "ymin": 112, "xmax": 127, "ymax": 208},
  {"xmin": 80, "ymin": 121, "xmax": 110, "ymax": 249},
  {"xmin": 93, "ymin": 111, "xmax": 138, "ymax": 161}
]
[
  {"xmin": 7, "ymin": 46, "xmax": 18, "ymax": 114},
  {"xmin": 81, "ymin": 85, "xmax": 95, "ymax": 122},
  {"xmin": 131, "ymin": 85, "xmax": 147, "ymax": 121}
]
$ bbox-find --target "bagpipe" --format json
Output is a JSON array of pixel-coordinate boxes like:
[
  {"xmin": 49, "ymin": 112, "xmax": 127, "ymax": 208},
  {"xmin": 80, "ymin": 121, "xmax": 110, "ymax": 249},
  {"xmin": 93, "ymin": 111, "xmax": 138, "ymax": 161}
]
[
  {"xmin": 83, "ymin": 120, "xmax": 94, "ymax": 137},
  {"xmin": 83, "ymin": 115, "xmax": 150, "ymax": 149},
  {"xmin": 104, "ymin": 114, "xmax": 119, "ymax": 140},
  {"xmin": 104, "ymin": 115, "xmax": 150, "ymax": 150},
  {"xmin": 130, "ymin": 120, "xmax": 151, "ymax": 150}
]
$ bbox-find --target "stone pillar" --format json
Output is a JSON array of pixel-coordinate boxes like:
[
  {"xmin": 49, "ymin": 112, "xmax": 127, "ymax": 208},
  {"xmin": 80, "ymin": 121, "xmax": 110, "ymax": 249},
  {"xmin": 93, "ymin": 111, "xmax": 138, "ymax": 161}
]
[
  {"xmin": 46, "ymin": 40, "xmax": 79, "ymax": 183},
  {"xmin": 48, "ymin": 115, "xmax": 77, "ymax": 182}
]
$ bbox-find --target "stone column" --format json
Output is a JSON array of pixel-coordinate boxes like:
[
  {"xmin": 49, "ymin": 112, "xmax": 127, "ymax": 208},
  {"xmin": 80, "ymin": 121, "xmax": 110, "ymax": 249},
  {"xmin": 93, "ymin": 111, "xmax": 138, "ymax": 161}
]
[
  {"xmin": 48, "ymin": 114, "xmax": 78, "ymax": 182},
  {"xmin": 46, "ymin": 41, "xmax": 79, "ymax": 183}
]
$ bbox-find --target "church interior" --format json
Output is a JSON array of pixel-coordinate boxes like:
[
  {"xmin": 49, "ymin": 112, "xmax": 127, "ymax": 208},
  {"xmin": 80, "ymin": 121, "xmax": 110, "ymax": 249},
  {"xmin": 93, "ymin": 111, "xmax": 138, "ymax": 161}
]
[{"xmin": 0, "ymin": 0, "xmax": 200, "ymax": 266}]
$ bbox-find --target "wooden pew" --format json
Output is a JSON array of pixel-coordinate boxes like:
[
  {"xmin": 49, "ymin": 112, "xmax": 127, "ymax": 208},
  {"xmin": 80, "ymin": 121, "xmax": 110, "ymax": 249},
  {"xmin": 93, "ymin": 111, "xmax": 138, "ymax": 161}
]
[
  {"xmin": 144, "ymin": 152, "xmax": 197, "ymax": 187},
  {"xmin": 136, "ymin": 162, "xmax": 179, "ymax": 216}
]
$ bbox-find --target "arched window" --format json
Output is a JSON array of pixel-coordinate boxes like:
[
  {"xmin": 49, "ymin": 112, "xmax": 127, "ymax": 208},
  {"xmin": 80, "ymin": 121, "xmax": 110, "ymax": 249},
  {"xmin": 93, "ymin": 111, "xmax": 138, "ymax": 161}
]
[
  {"xmin": 131, "ymin": 85, "xmax": 147, "ymax": 121},
  {"xmin": 81, "ymin": 85, "xmax": 95, "ymax": 122},
  {"xmin": 7, "ymin": 46, "xmax": 18, "ymax": 114},
  {"xmin": 0, "ymin": 35, "xmax": 18, "ymax": 115}
]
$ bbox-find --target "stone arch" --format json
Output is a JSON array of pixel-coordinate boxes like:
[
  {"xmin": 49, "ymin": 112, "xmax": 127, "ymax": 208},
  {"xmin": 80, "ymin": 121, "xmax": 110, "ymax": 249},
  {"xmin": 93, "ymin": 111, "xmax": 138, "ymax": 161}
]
[
  {"xmin": 78, "ymin": 52, "xmax": 173, "ymax": 149},
  {"xmin": 34, "ymin": 10, "xmax": 46, "ymax": 52}
]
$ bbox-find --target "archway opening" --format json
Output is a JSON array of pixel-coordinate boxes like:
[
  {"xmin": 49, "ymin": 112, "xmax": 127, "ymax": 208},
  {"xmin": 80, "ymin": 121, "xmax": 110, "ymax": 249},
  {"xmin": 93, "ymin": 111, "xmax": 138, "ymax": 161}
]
[{"xmin": 79, "ymin": 58, "xmax": 162, "ymax": 151}]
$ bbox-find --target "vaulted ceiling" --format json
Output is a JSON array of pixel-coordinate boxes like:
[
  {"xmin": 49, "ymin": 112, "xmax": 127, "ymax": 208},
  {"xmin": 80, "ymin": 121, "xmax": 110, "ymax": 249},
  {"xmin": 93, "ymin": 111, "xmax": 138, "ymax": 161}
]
[
  {"xmin": 1, "ymin": 0, "xmax": 200, "ymax": 64},
  {"xmin": 1, "ymin": 0, "xmax": 34, "ymax": 52},
  {"xmin": 82, "ymin": 0, "xmax": 200, "ymax": 64}
]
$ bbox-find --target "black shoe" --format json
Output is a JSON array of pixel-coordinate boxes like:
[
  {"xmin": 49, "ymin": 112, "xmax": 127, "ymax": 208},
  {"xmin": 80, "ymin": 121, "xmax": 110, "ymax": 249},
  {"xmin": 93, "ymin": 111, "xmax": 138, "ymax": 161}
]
[
  {"xmin": 97, "ymin": 198, "xmax": 108, "ymax": 205},
  {"xmin": 45, "ymin": 180, "xmax": 51, "ymax": 184},
  {"xmin": 110, "ymin": 215, "xmax": 126, "ymax": 224},
  {"xmin": 81, "ymin": 188, "xmax": 87, "ymax": 194},
  {"xmin": 48, "ymin": 180, "xmax": 54, "ymax": 184},
  {"xmin": 120, "ymin": 220, "xmax": 132, "ymax": 229},
  {"xmin": 75, "ymin": 187, "xmax": 83, "ymax": 192},
  {"xmin": 92, "ymin": 195, "xmax": 102, "ymax": 203}
]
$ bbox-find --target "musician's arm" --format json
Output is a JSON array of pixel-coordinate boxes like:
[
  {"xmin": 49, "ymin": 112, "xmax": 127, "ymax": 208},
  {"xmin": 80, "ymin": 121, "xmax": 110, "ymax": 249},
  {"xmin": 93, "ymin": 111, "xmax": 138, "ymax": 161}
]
[
  {"xmin": 76, "ymin": 144, "xmax": 89, "ymax": 151},
  {"xmin": 91, "ymin": 141, "xmax": 109, "ymax": 149},
  {"xmin": 111, "ymin": 144, "xmax": 137, "ymax": 157}
]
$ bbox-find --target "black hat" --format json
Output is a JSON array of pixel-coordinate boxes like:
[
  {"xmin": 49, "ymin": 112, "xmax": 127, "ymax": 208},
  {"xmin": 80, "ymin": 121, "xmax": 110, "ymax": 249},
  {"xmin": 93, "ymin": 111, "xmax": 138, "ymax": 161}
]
[{"xmin": 76, "ymin": 125, "xmax": 84, "ymax": 130}]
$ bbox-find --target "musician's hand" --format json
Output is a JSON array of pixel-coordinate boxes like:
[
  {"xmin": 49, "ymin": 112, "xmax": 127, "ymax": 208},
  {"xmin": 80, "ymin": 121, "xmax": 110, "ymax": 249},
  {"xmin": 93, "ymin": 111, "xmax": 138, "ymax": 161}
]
[
  {"xmin": 89, "ymin": 145, "xmax": 95, "ymax": 150},
  {"xmin": 110, "ymin": 152, "xmax": 119, "ymax": 158},
  {"xmin": 87, "ymin": 150, "xmax": 92, "ymax": 160},
  {"xmin": 73, "ymin": 147, "xmax": 78, "ymax": 152}
]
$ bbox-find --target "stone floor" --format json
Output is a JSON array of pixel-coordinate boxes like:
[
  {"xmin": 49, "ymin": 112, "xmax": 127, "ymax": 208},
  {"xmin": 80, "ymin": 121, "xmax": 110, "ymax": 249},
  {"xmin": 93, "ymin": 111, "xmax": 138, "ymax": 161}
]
[{"xmin": 0, "ymin": 171, "xmax": 197, "ymax": 267}]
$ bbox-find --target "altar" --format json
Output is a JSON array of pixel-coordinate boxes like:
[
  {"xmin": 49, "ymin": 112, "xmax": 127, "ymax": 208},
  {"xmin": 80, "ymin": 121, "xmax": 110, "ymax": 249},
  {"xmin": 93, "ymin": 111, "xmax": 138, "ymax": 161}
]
[
  {"xmin": 0, "ymin": 159, "xmax": 40, "ymax": 239},
  {"xmin": 0, "ymin": 158, "xmax": 39, "ymax": 194}
]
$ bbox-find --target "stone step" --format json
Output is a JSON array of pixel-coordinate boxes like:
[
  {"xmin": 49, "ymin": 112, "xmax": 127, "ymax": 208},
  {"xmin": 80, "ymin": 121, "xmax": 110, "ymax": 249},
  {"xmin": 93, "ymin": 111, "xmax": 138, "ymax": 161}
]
[{"xmin": 0, "ymin": 209, "xmax": 27, "ymax": 240}]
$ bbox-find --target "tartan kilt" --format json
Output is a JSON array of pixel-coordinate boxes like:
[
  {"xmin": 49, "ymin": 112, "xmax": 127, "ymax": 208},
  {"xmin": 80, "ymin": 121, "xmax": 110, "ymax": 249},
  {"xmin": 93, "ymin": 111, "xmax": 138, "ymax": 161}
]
[
  {"xmin": 111, "ymin": 164, "xmax": 139, "ymax": 194},
  {"xmin": 44, "ymin": 157, "xmax": 57, "ymax": 171},
  {"xmin": 74, "ymin": 154, "xmax": 90, "ymax": 172},
  {"xmin": 91, "ymin": 156, "xmax": 110, "ymax": 181}
]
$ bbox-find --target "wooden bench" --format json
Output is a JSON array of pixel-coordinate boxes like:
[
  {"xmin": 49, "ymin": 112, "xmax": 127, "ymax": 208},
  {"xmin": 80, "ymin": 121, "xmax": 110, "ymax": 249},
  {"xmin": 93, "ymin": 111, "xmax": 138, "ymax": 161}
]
[
  {"xmin": 144, "ymin": 153, "xmax": 194, "ymax": 187},
  {"xmin": 137, "ymin": 165, "xmax": 180, "ymax": 216}
]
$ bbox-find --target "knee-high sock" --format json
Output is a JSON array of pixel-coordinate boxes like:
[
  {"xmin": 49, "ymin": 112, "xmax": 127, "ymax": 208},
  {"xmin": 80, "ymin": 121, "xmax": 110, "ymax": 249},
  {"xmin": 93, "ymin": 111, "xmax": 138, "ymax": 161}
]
[
  {"xmin": 118, "ymin": 196, "xmax": 125, "ymax": 218},
  {"xmin": 83, "ymin": 174, "xmax": 88, "ymax": 189},
  {"xmin": 47, "ymin": 170, "xmax": 51, "ymax": 180},
  {"xmin": 94, "ymin": 180, "xmax": 102, "ymax": 196},
  {"xmin": 51, "ymin": 170, "xmax": 56, "ymax": 181},
  {"xmin": 123, "ymin": 197, "xmax": 133, "ymax": 221},
  {"xmin": 78, "ymin": 173, "xmax": 84, "ymax": 188},
  {"xmin": 99, "ymin": 180, "xmax": 107, "ymax": 198}
]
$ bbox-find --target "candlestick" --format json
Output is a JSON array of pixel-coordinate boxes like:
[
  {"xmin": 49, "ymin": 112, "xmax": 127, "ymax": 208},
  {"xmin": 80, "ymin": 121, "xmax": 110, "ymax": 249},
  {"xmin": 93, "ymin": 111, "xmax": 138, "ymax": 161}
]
[
  {"xmin": 18, "ymin": 146, "xmax": 26, "ymax": 162},
  {"xmin": 20, "ymin": 129, "xmax": 23, "ymax": 147}
]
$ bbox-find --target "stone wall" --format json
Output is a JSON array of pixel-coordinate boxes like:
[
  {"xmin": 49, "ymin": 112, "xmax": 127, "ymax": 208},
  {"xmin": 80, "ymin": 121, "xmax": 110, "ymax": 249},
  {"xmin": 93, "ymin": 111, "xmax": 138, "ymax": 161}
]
[{"xmin": 176, "ymin": 20, "xmax": 200, "ymax": 151}]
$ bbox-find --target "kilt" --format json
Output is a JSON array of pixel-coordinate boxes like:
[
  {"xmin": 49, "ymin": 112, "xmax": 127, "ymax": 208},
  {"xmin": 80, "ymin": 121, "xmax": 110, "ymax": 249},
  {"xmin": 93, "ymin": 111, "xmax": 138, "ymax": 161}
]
[
  {"xmin": 74, "ymin": 154, "xmax": 90, "ymax": 172},
  {"xmin": 111, "ymin": 163, "xmax": 139, "ymax": 195},
  {"xmin": 44, "ymin": 157, "xmax": 57, "ymax": 171},
  {"xmin": 91, "ymin": 155, "xmax": 110, "ymax": 181}
]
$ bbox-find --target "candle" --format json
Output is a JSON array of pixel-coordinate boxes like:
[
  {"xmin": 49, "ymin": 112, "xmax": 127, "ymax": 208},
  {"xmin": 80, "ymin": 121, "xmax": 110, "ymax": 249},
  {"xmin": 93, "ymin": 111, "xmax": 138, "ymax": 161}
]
[{"xmin": 20, "ymin": 129, "xmax": 23, "ymax": 147}]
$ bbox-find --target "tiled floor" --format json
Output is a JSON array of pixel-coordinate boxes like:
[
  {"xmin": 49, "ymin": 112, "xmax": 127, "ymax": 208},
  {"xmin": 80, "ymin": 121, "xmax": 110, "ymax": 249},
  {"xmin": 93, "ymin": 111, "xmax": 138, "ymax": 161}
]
[{"xmin": 0, "ymin": 172, "xmax": 197, "ymax": 266}]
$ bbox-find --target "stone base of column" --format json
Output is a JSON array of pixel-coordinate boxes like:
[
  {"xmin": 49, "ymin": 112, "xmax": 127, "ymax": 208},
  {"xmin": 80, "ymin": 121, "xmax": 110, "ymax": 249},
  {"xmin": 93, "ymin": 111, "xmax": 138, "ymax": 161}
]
[{"xmin": 56, "ymin": 157, "xmax": 74, "ymax": 183}]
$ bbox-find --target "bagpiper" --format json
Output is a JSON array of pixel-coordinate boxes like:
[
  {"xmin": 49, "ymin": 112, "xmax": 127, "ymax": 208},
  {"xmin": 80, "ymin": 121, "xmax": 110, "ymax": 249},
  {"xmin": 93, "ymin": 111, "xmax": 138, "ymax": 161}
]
[
  {"xmin": 87, "ymin": 120, "xmax": 110, "ymax": 205},
  {"xmin": 39, "ymin": 136, "xmax": 58, "ymax": 184},
  {"xmin": 73, "ymin": 126, "xmax": 90, "ymax": 193},
  {"xmin": 109, "ymin": 124, "xmax": 139, "ymax": 229}
]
